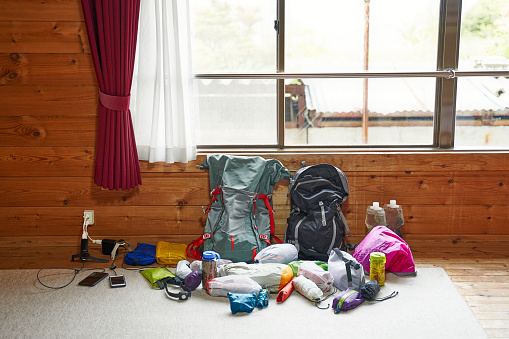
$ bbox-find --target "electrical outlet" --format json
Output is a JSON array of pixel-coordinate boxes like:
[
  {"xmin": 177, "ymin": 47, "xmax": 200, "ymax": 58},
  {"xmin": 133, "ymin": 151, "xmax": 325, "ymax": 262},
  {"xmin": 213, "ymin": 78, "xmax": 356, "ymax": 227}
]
[{"xmin": 84, "ymin": 210, "xmax": 94, "ymax": 225}]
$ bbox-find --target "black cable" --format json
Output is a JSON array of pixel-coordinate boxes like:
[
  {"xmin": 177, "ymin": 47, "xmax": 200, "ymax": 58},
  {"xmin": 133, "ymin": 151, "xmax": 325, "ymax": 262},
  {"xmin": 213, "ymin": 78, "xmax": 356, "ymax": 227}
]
[
  {"xmin": 36, "ymin": 263, "xmax": 106, "ymax": 290},
  {"xmin": 38, "ymin": 243, "xmax": 163, "ymax": 289}
]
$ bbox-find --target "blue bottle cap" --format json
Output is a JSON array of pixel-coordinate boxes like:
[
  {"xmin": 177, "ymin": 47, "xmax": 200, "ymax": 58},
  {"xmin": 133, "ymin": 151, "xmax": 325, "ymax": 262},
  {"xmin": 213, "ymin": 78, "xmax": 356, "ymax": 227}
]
[{"xmin": 202, "ymin": 251, "xmax": 220, "ymax": 261}]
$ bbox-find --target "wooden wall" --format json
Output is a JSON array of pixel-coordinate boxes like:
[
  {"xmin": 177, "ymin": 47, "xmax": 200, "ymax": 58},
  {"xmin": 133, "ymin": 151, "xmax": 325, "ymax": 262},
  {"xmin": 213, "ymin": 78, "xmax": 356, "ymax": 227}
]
[{"xmin": 1, "ymin": 0, "xmax": 509, "ymax": 269}]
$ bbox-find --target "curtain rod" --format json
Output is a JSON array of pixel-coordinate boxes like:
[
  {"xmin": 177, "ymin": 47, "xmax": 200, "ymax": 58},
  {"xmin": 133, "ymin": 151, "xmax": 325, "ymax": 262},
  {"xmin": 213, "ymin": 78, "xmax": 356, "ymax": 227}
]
[{"xmin": 194, "ymin": 70, "xmax": 509, "ymax": 80}]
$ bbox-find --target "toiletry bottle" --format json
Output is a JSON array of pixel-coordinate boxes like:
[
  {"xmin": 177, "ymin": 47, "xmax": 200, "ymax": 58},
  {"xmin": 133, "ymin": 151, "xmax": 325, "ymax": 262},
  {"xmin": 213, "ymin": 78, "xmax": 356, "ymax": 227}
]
[
  {"xmin": 365, "ymin": 202, "xmax": 386, "ymax": 233},
  {"xmin": 384, "ymin": 200, "xmax": 404, "ymax": 237}
]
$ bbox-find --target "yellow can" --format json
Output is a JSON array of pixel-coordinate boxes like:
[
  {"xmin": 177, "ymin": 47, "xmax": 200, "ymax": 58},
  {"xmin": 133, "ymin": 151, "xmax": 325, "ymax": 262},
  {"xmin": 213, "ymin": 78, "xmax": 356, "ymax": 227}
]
[{"xmin": 369, "ymin": 252, "xmax": 386, "ymax": 286}]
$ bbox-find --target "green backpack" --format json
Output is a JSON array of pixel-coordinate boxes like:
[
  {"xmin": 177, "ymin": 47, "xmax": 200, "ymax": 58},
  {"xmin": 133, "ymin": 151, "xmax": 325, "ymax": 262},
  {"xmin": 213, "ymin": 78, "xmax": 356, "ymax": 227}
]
[{"xmin": 187, "ymin": 155, "xmax": 290, "ymax": 263}]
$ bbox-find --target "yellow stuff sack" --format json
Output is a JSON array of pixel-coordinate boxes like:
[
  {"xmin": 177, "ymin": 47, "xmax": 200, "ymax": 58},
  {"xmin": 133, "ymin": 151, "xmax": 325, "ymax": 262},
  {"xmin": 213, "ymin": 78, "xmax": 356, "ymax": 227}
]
[{"xmin": 156, "ymin": 241, "xmax": 187, "ymax": 265}]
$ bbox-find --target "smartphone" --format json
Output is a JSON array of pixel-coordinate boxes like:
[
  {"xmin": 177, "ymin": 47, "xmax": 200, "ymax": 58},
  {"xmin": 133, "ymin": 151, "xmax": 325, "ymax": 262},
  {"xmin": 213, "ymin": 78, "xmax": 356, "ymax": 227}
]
[
  {"xmin": 78, "ymin": 272, "xmax": 109, "ymax": 286},
  {"xmin": 109, "ymin": 275, "xmax": 126, "ymax": 288}
]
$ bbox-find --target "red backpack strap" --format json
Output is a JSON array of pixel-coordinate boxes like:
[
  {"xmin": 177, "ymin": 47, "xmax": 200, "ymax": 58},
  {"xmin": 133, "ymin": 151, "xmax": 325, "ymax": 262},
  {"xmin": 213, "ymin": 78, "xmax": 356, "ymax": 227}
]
[
  {"xmin": 271, "ymin": 234, "xmax": 283, "ymax": 244},
  {"xmin": 186, "ymin": 234, "xmax": 211, "ymax": 260},
  {"xmin": 258, "ymin": 194, "xmax": 283, "ymax": 244},
  {"xmin": 205, "ymin": 186, "xmax": 222, "ymax": 214}
]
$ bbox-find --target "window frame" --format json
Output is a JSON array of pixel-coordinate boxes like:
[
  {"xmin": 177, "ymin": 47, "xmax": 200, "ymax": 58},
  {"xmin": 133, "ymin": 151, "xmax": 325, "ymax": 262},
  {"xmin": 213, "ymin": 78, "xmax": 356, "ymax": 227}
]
[{"xmin": 193, "ymin": 0, "xmax": 509, "ymax": 151}]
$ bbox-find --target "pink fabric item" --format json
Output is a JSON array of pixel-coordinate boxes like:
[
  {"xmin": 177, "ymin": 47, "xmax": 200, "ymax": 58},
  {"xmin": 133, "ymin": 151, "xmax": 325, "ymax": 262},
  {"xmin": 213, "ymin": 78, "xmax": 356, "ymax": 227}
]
[{"xmin": 352, "ymin": 226, "xmax": 416, "ymax": 276}]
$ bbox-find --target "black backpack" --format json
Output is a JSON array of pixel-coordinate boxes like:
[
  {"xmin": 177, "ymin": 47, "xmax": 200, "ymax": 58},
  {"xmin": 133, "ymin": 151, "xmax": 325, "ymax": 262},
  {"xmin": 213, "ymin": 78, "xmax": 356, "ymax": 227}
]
[{"xmin": 284, "ymin": 163, "xmax": 351, "ymax": 261}]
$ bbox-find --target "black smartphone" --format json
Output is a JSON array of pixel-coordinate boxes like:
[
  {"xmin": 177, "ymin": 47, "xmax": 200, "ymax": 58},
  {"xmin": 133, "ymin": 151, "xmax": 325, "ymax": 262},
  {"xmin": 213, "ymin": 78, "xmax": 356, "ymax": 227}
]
[
  {"xmin": 78, "ymin": 272, "xmax": 109, "ymax": 286},
  {"xmin": 109, "ymin": 275, "xmax": 126, "ymax": 288}
]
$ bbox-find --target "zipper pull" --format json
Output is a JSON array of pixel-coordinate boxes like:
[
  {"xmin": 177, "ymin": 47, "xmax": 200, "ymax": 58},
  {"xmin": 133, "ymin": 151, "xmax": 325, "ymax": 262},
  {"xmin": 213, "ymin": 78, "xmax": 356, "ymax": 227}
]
[{"xmin": 319, "ymin": 201, "xmax": 326, "ymax": 226}]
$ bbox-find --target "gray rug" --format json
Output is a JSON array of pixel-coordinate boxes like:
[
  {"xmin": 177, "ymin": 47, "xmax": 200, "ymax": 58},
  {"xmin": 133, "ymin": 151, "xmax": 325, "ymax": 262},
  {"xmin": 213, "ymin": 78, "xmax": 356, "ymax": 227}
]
[{"xmin": 0, "ymin": 266, "xmax": 488, "ymax": 339}]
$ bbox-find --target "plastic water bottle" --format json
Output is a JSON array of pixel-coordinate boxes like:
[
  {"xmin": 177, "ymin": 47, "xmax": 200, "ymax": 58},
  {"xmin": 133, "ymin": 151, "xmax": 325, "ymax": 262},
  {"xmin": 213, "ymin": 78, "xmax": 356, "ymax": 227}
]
[
  {"xmin": 369, "ymin": 252, "xmax": 386, "ymax": 286},
  {"xmin": 384, "ymin": 200, "xmax": 404, "ymax": 237},
  {"xmin": 201, "ymin": 251, "xmax": 221, "ymax": 290},
  {"xmin": 365, "ymin": 202, "xmax": 386, "ymax": 233}
]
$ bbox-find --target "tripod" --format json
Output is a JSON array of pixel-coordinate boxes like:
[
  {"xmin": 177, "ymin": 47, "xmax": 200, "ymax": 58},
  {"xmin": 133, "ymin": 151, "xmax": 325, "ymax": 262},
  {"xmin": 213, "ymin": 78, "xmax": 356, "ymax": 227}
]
[{"xmin": 72, "ymin": 238, "xmax": 108, "ymax": 263}]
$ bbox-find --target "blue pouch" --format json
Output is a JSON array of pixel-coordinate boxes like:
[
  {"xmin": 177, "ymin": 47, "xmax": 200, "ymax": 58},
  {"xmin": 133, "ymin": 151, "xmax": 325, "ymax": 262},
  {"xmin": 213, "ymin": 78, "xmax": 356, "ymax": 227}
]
[
  {"xmin": 124, "ymin": 243, "xmax": 157, "ymax": 266},
  {"xmin": 256, "ymin": 289, "xmax": 269, "ymax": 309},
  {"xmin": 228, "ymin": 292, "xmax": 257, "ymax": 315}
]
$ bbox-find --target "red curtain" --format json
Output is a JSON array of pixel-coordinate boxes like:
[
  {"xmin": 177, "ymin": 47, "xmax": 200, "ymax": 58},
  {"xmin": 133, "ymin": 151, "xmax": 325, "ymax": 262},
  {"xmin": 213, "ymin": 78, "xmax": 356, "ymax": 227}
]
[{"xmin": 81, "ymin": 0, "xmax": 142, "ymax": 190}]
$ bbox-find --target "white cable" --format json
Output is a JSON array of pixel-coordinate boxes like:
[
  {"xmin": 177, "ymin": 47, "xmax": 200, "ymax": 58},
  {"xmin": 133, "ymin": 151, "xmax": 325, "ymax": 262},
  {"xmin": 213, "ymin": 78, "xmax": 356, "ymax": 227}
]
[{"xmin": 82, "ymin": 215, "xmax": 101, "ymax": 244}]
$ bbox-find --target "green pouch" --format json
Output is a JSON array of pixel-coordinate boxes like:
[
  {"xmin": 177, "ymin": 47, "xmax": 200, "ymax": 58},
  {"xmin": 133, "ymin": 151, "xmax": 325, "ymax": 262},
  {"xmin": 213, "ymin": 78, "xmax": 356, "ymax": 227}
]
[{"xmin": 141, "ymin": 267, "xmax": 175, "ymax": 288}]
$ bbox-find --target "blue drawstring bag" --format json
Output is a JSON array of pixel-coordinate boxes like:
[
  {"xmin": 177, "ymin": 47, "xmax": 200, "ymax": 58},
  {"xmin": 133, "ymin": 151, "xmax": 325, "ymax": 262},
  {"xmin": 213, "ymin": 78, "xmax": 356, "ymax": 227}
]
[
  {"xmin": 124, "ymin": 243, "xmax": 157, "ymax": 266},
  {"xmin": 228, "ymin": 292, "xmax": 257, "ymax": 315}
]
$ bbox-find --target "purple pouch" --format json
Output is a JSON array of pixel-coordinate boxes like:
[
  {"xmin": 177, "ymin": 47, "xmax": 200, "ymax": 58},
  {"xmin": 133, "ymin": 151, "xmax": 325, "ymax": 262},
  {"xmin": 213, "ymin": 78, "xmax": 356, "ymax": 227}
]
[
  {"xmin": 332, "ymin": 289, "xmax": 365, "ymax": 313},
  {"xmin": 184, "ymin": 269, "xmax": 202, "ymax": 291}
]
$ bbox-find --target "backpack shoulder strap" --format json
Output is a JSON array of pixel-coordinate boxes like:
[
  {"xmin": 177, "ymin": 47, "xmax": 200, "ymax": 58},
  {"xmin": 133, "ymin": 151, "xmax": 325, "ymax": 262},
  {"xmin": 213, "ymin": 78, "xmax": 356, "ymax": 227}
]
[
  {"xmin": 258, "ymin": 194, "xmax": 283, "ymax": 244},
  {"xmin": 186, "ymin": 234, "xmax": 211, "ymax": 260}
]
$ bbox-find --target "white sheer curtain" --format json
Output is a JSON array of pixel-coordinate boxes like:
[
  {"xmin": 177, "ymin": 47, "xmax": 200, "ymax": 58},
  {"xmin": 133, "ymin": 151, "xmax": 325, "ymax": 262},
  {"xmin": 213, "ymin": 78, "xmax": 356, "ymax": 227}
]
[{"xmin": 130, "ymin": 0, "xmax": 196, "ymax": 163}]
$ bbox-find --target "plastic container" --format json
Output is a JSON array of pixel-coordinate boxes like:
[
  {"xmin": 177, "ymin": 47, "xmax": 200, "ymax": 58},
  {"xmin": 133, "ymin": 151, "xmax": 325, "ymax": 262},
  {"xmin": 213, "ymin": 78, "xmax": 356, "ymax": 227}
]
[
  {"xmin": 384, "ymin": 200, "xmax": 404, "ymax": 237},
  {"xmin": 201, "ymin": 251, "xmax": 221, "ymax": 290},
  {"xmin": 365, "ymin": 202, "xmax": 386, "ymax": 233},
  {"xmin": 369, "ymin": 252, "xmax": 386, "ymax": 286}
]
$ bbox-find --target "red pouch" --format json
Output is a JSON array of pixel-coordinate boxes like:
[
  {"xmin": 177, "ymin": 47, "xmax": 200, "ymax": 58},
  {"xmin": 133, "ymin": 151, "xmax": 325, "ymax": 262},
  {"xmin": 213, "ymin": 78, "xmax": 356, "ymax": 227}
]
[{"xmin": 276, "ymin": 279, "xmax": 295, "ymax": 303}]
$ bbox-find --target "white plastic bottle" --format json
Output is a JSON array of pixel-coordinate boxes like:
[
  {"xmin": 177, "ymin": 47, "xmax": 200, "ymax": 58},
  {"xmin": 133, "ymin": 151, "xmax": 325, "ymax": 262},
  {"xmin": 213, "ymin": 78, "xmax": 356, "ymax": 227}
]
[
  {"xmin": 384, "ymin": 200, "xmax": 404, "ymax": 237},
  {"xmin": 365, "ymin": 202, "xmax": 386, "ymax": 233}
]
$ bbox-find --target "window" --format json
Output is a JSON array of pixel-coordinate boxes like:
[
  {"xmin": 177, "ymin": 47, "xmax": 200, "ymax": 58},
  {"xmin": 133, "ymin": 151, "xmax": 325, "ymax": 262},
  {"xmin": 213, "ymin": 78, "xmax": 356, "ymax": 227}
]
[
  {"xmin": 456, "ymin": 0, "xmax": 509, "ymax": 148},
  {"xmin": 190, "ymin": 0, "xmax": 509, "ymax": 149}
]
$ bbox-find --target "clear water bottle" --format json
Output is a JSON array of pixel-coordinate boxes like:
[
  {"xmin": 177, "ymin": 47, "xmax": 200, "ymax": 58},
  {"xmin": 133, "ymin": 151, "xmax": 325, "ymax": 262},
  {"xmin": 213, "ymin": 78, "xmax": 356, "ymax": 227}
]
[
  {"xmin": 201, "ymin": 251, "xmax": 221, "ymax": 290},
  {"xmin": 384, "ymin": 200, "xmax": 404, "ymax": 237},
  {"xmin": 365, "ymin": 202, "xmax": 386, "ymax": 233}
]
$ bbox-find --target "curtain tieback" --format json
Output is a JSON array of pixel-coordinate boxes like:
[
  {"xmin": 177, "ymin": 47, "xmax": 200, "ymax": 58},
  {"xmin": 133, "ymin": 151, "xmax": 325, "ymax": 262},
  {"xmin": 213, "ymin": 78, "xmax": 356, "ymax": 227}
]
[{"xmin": 99, "ymin": 90, "xmax": 131, "ymax": 111}]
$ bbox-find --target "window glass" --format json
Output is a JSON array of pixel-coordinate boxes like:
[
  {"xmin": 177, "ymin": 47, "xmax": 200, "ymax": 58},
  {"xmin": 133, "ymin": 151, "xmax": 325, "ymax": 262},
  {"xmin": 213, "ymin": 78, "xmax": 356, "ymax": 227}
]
[
  {"xmin": 455, "ymin": 77, "xmax": 509, "ymax": 147},
  {"xmin": 195, "ymin": 79, "xmax": 277, "ymax": 145},
  {"xmin": 285, "ymin": 0, "xmax": 440, "ymax": 72},
  {"xmin": 189, "ymin": 0, "xmax": 509, "ymax": 149},
  {"xmin": 284, "ymin": 78, "xmax": 435, "ymax": 146},
  {"xmin": 190, "ymin": 0, "xmax": 276, "ymax": 73},
  {"xmin": 456, "ymin": 0, "xmax": 509, "ymax": 147}
]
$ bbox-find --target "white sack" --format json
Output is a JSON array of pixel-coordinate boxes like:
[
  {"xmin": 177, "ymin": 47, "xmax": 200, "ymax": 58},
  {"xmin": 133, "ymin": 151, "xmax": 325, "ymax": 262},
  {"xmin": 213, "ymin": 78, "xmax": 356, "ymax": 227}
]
[
  {"xmin": 292, "ymin": 275, "xmax": 323, "ymax": 301},
  {"xmin": 297, "ymin": 261, "xmax": 334, "ymax": 292},
  {"xmin": 254, "ymin": 244, "xmax": 298, "ymax": 264},
  {"xmin": 207, "ymin": 275, "xmax": 261, "ymax": 297}
]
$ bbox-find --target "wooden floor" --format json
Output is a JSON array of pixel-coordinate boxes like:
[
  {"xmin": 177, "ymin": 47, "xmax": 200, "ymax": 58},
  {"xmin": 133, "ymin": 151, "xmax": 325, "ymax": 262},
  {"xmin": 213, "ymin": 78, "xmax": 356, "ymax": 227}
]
[{"xmin": 1, "ymin": 236, "xmax": 508, "ymax": 338}]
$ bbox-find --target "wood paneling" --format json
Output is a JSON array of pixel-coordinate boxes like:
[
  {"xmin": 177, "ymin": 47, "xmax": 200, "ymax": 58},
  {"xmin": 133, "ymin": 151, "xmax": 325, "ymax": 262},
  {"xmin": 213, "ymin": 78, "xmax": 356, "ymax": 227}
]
[
  {"xmin": 0, "ymin": 116, "xmax": 96, "ymax": 147},
  {"xmin": 0, "ymin": 22, "xmax": 89, "ymax": 53},
  {"xmin": 0, "ymin": 86, "xmax": 97, "ymax": 116},
  {"xmin": 0, "ymin": 53, "xmax": 95, "ymax": 85},
  {"xmin": 0, "ymin": 0, "xmax": 84, "ymax": 22},
  {"xmin": 0, "ymin": 147, "xmax": 94, "ymax": 176},
  {"xmin": 0, "ymin": 6, "xmax": 508, "ymax": 247}
]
